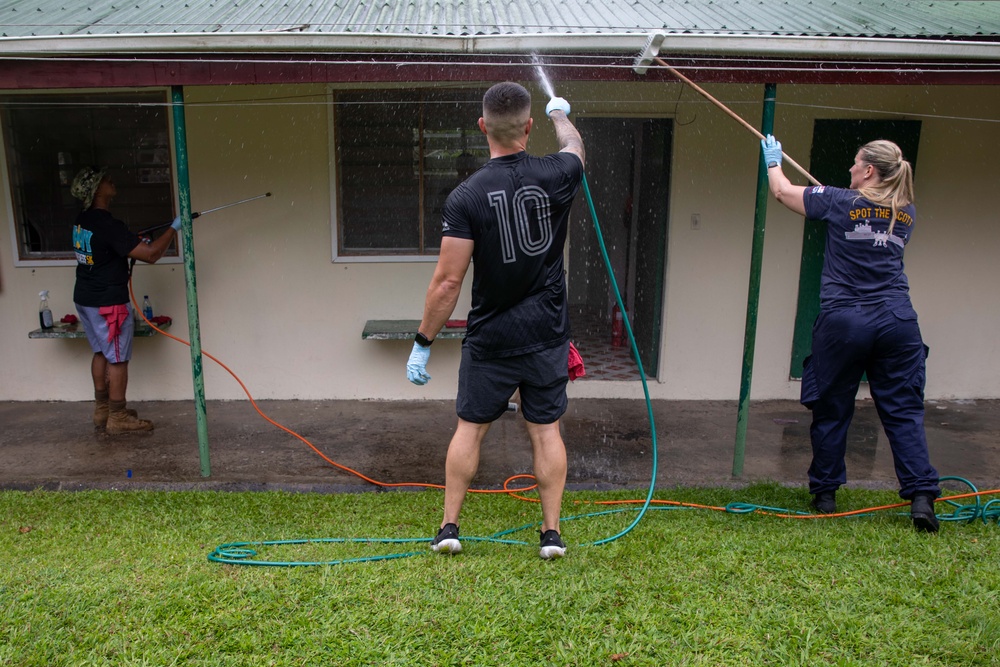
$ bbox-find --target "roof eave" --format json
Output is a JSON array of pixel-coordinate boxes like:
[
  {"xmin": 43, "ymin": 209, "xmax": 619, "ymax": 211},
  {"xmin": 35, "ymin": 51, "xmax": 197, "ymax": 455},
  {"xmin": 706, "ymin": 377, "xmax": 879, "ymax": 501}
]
[{"xmin": 1, "ymin": 32, "xmax": 998, "ymax": 61}]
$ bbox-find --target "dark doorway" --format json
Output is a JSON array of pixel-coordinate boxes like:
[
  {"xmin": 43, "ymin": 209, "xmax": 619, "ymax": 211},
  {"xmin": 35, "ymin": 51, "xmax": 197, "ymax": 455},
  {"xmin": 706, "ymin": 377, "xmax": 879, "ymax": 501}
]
[{"xmin": 569, "ymin": 118, "xmax": 672, "ymax": 380}]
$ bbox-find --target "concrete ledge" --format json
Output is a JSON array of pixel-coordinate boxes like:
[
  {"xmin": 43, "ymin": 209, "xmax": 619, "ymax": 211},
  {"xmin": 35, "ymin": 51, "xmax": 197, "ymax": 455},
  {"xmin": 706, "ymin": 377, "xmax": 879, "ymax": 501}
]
[
  {"xmin": 29, "ymin": 322, "xmax": 167, "ymax": 339},
  {"xmin": 362, "ymin": 319, "xmax": 466, "ymax": 340}
]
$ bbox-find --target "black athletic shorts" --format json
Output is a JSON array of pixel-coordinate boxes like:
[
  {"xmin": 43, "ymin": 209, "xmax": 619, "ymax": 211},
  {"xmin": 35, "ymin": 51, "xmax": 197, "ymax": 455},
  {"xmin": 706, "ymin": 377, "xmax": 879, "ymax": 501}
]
[{"xmin": 456, "ymin": 340, "xmax": 570, "ymax": 425}]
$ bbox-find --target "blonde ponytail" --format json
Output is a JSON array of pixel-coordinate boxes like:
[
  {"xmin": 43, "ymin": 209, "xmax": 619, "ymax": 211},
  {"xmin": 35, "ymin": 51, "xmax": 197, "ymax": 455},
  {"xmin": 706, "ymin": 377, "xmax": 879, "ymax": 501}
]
[{"xmin": 855, "ymin": 140, "xmax": 915, "ymax": 236}]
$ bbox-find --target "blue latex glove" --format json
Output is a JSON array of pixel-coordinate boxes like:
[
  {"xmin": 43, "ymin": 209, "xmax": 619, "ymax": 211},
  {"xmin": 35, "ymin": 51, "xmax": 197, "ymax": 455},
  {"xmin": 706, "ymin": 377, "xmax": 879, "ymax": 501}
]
[
  {"xmin": 406, "ymin": 341, "xmax": 432, "ymax": 385},
  {"xmin": 761, "ymin": 134, "xmax": 783, "ymax": 168},
  {"xmin": 170, "ymin": 215, "xmax": 182, "ymax": 231},
  {"xmin": 545, "ymin": 97, "xmax": 571, "ymax": 118}
]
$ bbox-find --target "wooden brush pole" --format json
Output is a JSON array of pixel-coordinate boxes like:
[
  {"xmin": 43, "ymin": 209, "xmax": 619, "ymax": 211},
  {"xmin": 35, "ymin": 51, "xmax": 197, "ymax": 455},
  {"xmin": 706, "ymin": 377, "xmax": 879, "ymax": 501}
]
[{"xmin": 653, "ymin": 56, "xmax": 821, "ymax": 186}]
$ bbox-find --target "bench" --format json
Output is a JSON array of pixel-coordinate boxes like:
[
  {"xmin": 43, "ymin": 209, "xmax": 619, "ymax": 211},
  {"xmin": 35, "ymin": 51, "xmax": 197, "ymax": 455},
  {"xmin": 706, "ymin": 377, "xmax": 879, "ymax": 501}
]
[
  {"xmin": 363, "ymin": 318, "xmax": 518, "ymax": 412},
  {"xmin": 362, "ymin": 319, "xmax": 466, "ymax": 340},
  {"xmin": 28, "ymin": 321, "xmax": 168, "ymax": 339}
]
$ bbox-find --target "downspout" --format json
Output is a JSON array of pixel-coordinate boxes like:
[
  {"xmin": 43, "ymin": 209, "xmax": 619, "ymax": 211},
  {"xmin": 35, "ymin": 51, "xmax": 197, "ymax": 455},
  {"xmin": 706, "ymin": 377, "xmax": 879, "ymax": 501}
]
[
  {"xmin": 733, "ymin": 82, "xmax": 777, "ymax": 478},
  {"xmin": 171, "ymin": 85, "xmax": 211, "ymax": 477}
]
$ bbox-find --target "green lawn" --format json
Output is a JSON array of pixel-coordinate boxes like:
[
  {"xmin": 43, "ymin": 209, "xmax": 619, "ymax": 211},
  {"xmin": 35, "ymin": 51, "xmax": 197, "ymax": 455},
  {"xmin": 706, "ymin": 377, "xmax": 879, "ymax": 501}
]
[{"xmin": 2, "ymin": 485, "xmax": 998, "ymax": 666}]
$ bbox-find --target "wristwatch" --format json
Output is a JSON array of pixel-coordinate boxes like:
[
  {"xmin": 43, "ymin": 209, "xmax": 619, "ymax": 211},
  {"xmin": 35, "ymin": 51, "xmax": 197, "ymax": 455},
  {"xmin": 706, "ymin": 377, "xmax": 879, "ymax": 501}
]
[{"xmin": 415, "ymin": 332, "xmax": 433, "ymax": 347}]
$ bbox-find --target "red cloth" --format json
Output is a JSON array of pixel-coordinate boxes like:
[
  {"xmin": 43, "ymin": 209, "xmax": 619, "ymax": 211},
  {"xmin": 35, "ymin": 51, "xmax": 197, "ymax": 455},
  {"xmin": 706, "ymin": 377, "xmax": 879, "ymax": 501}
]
[
  {"xmin": 60, "ymin": 314, "xmax": 79, "ymax": 324},
  {"xmin": 445, "ymin": 319, "xmax": 467, "ymax": 328},
  {"xmin": 568, "ymin": 342, "xmax": 586, "ymax": 381},
  {"xmin": 98, "ymin": 304, "xmax": 130, "ymax": 342},
  {"xmin": 150, "ymin": 316, "xmax": 172, "ymax": 325}
]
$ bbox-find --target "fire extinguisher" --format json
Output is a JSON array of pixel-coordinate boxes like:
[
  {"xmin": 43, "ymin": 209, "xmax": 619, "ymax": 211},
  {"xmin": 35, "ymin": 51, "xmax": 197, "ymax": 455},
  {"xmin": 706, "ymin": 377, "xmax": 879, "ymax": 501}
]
[{"xmin": 611, "ymin": 303, "xmax": 625, "ymax": 348}]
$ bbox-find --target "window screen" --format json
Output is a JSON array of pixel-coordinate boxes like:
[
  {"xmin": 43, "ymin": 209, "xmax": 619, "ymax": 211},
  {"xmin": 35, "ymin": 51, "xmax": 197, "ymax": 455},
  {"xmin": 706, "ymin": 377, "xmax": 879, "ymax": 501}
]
[
  {"xmin": 2, "ymin": 89, "xmax": 175, "ymax": 261},
  {"xmin": 334, "ymin": 89, "xmax": 489, "ymax": 257}
]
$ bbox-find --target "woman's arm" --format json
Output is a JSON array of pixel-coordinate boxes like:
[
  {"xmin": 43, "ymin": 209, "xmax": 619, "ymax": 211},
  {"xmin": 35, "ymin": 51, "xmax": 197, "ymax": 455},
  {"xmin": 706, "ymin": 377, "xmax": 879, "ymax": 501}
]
[
  {"xmin": 761, "ymin": 135, "xmax": 808, "ymax": 216},
  {"xmin": 766, "ymin": 165, "xmax": 808, "ymax": 216}
]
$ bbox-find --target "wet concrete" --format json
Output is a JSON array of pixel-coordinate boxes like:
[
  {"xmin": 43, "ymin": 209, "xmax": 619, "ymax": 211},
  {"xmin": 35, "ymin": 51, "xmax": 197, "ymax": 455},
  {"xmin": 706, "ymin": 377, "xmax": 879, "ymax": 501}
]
[{"xmin": 1, "ymin": 398, "xmax": 998, "ymax": 495}]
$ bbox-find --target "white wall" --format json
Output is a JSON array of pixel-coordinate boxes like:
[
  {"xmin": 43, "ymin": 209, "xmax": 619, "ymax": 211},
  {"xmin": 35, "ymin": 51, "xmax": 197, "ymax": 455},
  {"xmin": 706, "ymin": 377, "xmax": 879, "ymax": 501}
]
[{"xmin": 1, "ymin": 81, "xmax": 997, "ymax": 402}]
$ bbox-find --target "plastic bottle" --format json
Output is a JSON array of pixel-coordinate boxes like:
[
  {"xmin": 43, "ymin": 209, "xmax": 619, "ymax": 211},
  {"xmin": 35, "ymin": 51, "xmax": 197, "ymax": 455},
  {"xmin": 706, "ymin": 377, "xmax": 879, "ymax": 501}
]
[
  {"xmin": 142, "ymin": 295, "xmax": 153, "ymax": 321},
  {"xmin": 39, "ymin": 290, "xmax": 54, "ymax": 329}
]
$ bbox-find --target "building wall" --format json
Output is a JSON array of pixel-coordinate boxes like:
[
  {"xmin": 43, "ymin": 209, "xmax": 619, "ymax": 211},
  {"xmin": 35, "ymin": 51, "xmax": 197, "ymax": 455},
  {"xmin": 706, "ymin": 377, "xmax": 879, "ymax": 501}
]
[{"xmin": 1, "ymin": 81, "xmax": 997, "ymax": 402}]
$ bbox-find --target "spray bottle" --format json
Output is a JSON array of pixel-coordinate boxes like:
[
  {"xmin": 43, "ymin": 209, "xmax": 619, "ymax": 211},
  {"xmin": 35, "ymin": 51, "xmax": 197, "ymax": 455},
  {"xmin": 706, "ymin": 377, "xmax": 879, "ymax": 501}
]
[
  {"xmin": 38, "ymin": 290, "xmax": 54, "ymax": 329},
  {"xmin": 142, "ymin": 295, "xmax": 153, "ymax": 321}
]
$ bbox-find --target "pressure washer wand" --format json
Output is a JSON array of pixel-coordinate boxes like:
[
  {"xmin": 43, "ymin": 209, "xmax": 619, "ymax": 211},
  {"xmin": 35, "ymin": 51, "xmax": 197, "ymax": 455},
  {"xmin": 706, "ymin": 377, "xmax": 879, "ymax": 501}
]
[
  {"xmin": 191, "ymin": 192, "xmax": 272, "ymax": 219},
  {"xmin": 138, "ymin": 192, "xmax": 272, "ymax": 236}
]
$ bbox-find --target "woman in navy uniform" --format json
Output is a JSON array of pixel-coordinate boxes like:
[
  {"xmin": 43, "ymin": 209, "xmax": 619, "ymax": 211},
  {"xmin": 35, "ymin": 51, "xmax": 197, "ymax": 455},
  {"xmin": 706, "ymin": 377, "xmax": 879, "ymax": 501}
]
[{"xmin": 762, "ymin": 136, "xmax": 939, "ymax": 532}]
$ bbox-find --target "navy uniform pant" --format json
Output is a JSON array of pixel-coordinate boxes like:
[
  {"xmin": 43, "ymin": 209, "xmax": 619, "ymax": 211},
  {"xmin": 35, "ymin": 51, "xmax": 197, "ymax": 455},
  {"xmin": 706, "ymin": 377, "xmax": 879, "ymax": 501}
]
[{"xmin": 801, "ymin": 299, "xmax": 940, "ymax": 500}]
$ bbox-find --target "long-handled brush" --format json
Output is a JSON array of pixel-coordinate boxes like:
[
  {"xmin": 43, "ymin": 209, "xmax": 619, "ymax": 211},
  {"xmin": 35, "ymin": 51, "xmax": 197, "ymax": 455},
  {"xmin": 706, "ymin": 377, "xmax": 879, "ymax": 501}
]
[{"xmin": 634, "ymin": 31, "xmax": 820, "ymax": 186}]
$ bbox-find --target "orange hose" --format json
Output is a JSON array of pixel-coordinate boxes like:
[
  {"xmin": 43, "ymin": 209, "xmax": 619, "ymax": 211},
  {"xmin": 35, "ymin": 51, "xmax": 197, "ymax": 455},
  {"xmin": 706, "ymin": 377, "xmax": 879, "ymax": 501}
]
[
  {"xmin": 128, "ymin": 281, "xmax": 537, "ymax": 496},
  {"xmin": 129, "ymin": 281, "xmax": 1000, "ymax": 516}
]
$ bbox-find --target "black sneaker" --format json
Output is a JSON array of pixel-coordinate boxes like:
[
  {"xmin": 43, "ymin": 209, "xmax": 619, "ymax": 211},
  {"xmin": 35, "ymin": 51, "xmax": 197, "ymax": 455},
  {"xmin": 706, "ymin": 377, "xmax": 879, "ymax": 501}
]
[
  {"xmin": 539, "ymin": 529, "xmax": 566, "ymax": 560},
  {"xmin": 811, "ymin": 491, "xmax": 837, "ymax": 514},
  {"xmin": 430, "ymin": 523, "xmax": 461, "ymax": 554},
  {"xmin": 910, "ymin": 493, "xmax": 940, "ymax": 533}
]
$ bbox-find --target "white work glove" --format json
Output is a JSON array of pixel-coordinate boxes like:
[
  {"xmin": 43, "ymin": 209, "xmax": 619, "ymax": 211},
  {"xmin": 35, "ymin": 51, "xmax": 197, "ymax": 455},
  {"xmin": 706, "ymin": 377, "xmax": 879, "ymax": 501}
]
[
  {"xmin": 170, "ymin": 216, "xmax": 182, "ymax": 231},
  {"xmin": 545, "ymin": 97, "xmax": 571, "ymax": 118},
  {"xmin": 761, "ymin": 134, "xmax": 783, "ymax": 168},
  {"xmin": 406, "ymin": 342, "xmax": 432, "ymax": 385}
]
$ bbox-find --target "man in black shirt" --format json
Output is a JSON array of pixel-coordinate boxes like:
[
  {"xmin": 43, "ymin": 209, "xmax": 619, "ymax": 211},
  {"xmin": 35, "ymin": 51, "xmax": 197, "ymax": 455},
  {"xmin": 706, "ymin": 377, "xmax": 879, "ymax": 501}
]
[
  {"xmin": 406, "ymin": 82, "xmax": 585, "ymax": 559},
  {"xmin": 71, "ymin": 166, "xmax": 179, "ymax": 434}
]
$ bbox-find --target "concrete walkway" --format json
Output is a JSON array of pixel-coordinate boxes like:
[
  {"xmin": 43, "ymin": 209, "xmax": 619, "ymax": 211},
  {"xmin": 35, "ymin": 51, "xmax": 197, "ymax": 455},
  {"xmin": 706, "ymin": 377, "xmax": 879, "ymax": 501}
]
[{"xmin": 2, "ymin": 398, "xmax": 998, "ymax": 497}]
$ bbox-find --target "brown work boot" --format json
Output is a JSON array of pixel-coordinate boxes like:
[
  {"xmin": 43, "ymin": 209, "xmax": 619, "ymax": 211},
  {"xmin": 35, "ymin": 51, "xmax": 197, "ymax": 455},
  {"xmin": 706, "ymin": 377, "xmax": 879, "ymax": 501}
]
[
  {"xmin": 94, "ymin": 394, "xmax": 138, "ymax": 429},
  {"xmin": 105, "ymin": 400, "xmax": 153, "ymax": 435},
  {"xmin": 94, "ymin": 397, "xmax": 110, "ymax": 428}
]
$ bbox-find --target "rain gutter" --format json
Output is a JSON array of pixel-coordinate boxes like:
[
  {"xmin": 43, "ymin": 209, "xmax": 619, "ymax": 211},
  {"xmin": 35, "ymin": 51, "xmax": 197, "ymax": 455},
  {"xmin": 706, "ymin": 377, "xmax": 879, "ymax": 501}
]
[{"xmin": 0, "ymin": 32, "xmax": 997, "ymax": 61}]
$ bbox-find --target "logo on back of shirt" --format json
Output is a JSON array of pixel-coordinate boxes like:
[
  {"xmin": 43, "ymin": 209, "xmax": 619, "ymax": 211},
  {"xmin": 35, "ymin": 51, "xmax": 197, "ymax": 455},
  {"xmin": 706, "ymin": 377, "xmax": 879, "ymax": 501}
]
[
  {"xmin": 845, "ymin": 222, "xmax": 904, "ymax": 248},
  {"xmin": 72, "ymin": 224, "xmax": 95, "ymax": 265}
]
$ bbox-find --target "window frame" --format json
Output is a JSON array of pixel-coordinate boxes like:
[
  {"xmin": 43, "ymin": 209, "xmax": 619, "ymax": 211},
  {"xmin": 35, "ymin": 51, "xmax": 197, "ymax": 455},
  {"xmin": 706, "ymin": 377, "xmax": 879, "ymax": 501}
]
[
  {"xmin": 1, "ymin": 87, "xmax": 181, "ymax": 268},
  {"xmin": 328, "ymin": 84, "xmax": 488, "ymax": 264}
]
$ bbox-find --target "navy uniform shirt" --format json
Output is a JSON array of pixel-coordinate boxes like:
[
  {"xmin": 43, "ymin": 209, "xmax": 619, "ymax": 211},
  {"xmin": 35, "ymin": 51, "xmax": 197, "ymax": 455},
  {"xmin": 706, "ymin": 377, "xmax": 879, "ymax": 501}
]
[
  {"xmin": 803, "ymin": 185, "xmax": 915, "ymax": 308},
  {"xmin": 442, "ymin": 151, "xmax": 583, "ymax": 360}
]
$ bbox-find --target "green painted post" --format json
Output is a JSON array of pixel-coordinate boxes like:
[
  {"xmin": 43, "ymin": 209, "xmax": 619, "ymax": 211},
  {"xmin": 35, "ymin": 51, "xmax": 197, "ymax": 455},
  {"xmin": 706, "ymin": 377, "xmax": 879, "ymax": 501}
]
[
  {"xmin": 733, "ymin": 83, "xmax": 777, "ymax": 478},
  {"xmin": 171, "ymin": 86, "xmax": 211, "ymax": 477}
]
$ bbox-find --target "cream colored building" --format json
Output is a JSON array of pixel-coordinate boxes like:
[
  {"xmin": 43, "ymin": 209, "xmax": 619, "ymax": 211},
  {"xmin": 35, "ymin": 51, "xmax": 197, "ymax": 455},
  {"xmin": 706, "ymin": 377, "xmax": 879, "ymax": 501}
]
[{"xmin": 1, "ymin": 2, "xmax": 998, "ymax": 403}]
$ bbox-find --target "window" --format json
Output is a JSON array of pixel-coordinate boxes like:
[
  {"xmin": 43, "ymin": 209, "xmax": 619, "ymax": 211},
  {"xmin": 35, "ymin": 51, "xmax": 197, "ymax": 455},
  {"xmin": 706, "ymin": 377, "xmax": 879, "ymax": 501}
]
[
  {"xmin": 333, "ymin": 89, "xmax": 489, "ymax": 258},
  {"xmin": 1, "ymin": 89, "xmax": 176, "ymax": 263}
]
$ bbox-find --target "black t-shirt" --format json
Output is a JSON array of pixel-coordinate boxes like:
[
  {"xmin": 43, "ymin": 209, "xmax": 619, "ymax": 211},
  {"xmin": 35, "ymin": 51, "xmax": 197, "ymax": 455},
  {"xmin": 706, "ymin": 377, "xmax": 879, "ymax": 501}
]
[
  {"xmin": 442, "ymin": 150, "xmax": 583, "ymax": 359},
  {"xmin": 72, "ymin": 208, "xmax": 141, "ymax": 307}
]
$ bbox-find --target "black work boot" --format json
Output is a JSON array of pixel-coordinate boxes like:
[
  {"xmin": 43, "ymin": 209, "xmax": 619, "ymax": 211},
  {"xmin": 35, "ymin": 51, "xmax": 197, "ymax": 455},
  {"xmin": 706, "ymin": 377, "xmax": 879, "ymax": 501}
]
[
  {"xmin": 910, "ymin": 493, "xmax": 939, "ymax": 533},
  {"xmin": 811, "ymin": 491, "xmax": 837, "ymax": 514}
]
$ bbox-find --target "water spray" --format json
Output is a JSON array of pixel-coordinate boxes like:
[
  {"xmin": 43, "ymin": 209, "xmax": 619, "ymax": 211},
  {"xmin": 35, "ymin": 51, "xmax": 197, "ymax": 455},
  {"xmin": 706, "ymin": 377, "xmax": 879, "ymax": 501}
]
[
  {"xmin": 531, "ymin": 53, "xmax": 557, "ymax": 100},
  {"xmin": 634, "ymin": 31, "xmax": 820, "ymax": 186}
]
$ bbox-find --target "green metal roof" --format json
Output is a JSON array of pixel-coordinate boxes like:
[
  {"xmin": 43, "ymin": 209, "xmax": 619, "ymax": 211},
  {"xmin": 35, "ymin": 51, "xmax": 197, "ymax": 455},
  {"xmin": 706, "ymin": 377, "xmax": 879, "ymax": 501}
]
[{"xmin": 1, "ymin": 0, "xmax": 997, "ymax": 39}]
